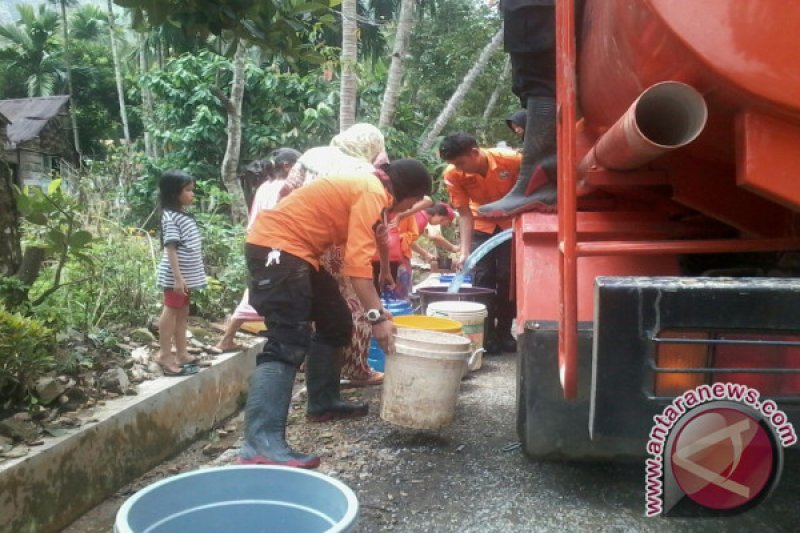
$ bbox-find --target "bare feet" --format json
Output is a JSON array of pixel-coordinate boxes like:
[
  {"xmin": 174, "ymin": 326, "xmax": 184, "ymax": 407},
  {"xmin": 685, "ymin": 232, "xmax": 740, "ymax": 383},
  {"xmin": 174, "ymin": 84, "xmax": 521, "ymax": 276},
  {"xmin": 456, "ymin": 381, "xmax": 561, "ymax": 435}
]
[
  {"xmin": 174, "ymin": 352, "xmax": 199, "ymax": 365},
  {"xmin": 213, "ymin": 342, "xmax": 244, "ymax": 353},
  {"xmin": 154, "ymin": 354, "xmax": 184, "ymax": 375}
]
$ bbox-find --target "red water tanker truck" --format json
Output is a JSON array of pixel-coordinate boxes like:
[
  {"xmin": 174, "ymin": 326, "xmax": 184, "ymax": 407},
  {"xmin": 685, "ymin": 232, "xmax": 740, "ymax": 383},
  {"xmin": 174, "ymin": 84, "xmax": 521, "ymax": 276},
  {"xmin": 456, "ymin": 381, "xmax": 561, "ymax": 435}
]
[{"xmin": 515, "ymin": 0, "xmax": 800, "ymax": 459}]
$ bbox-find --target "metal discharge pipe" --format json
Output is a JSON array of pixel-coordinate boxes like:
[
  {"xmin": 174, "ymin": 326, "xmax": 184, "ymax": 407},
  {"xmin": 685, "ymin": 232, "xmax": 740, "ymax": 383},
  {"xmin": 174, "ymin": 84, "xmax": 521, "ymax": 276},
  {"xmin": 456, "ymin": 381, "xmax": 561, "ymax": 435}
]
[{"xmin": 579, "ymin": 81, "xmax": 708, "ymax": 173}]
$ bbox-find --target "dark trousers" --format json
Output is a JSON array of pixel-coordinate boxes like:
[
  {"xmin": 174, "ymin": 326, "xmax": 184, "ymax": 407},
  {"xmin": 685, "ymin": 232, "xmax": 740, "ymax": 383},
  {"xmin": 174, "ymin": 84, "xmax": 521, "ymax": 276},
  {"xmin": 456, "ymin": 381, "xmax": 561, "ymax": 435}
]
[
  {"xmin": 245, "ymin": 243, "xmax": 352, "ymax": 367},
  {"xmin": 504, "ymin": 5, "xmax": 556, "ymax": 103},
  {"xmin": 472, "ymin": 229, "xmax": 515, "ymax": 338}
]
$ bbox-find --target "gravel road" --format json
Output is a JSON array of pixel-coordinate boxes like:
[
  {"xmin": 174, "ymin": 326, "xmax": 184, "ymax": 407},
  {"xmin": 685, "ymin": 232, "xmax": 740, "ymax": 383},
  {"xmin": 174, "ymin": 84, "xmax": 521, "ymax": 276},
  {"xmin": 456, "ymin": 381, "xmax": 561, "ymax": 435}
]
[{"xmin": 67, "ymin": 352, "xmax": 800, "ymax": 532}]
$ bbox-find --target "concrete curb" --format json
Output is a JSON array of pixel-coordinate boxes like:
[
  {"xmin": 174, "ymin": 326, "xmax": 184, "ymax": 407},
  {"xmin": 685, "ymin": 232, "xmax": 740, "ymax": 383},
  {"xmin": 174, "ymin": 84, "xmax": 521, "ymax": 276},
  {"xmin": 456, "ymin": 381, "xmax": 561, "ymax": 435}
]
[{"xmin": 0, "ymin": 342, "xmax": 261, "ymax": 533}]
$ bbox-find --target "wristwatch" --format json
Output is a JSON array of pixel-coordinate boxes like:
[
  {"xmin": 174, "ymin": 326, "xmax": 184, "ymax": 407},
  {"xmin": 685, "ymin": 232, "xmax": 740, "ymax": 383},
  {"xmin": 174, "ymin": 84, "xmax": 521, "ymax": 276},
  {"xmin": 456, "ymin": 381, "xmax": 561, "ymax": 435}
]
[{"xmin": 365, "ymin": 308, "xmax": 387, "ymax": 325}]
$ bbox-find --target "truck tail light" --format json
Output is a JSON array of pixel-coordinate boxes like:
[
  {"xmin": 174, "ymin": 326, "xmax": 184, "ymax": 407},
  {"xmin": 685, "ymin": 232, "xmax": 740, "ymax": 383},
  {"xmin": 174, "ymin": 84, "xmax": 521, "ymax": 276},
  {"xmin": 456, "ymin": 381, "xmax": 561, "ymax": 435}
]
[
  {"xmin": 654, "ymin": 330, "xmax": 800, "ymax": 397},
  {"xmin": 654, "ymin": 330, "xmax": 710, "ymax": 395}
]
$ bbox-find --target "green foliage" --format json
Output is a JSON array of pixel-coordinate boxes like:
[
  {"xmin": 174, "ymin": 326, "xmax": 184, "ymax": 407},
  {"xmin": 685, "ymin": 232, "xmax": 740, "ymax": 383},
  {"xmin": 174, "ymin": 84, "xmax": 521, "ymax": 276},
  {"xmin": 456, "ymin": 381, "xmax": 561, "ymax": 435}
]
[
  {"xmin": 30, "ymin": 222, "xmax": 160, "ymax": 333},
  {"xmin": 67, "ymin": 6, "xmax": 129, "ymax": 157},
  {"xmin": 192, "ymin": 200, "xmax": 248, "ymax": 317},
  {"xmin": 16, "ymin": 179, "xmax": 94, "ymax": 279},
  {"xmin": 0, "ymin": 306, "xmax": 55, "ymax": 404},
  {"xmin": 0, "ymin": 275, "xmax": 29, "ymax": 313},
  {"xmin": 0, "ymin": 4, "xmax": 64, "ymax": 97},
  {"xmin": 117, "ymin": 0, "xmax": 339, "ymax": 63},
  {"xmin": 135, "ymin": 49, "xmax": 339, "ymax": 185}
]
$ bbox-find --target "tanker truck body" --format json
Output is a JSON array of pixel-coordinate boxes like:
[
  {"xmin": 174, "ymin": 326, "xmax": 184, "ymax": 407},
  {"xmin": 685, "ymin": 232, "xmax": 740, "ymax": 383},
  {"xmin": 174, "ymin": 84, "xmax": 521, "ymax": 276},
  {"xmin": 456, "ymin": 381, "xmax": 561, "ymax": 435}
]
[{"xmin": 516, "ymin": 0, "xmax": 800, "ymax": 459}]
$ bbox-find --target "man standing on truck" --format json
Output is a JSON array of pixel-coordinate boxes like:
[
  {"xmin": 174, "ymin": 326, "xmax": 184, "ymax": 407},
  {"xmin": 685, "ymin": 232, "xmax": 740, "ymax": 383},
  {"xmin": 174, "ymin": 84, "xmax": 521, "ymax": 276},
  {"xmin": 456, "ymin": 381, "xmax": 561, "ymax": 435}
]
[
  {"xmin": 440, "ymin": 132, "xmax": 520, "ymax": 355},
  {"xmin": 479, "ymin": 0, "xmax": 557, "ymax": 217}
]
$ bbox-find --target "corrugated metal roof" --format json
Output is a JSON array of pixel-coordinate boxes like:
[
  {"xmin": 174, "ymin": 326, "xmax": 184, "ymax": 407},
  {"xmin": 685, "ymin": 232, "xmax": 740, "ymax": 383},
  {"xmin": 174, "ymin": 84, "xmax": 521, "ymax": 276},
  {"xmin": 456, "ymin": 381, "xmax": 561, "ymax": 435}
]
[
  {"xmin": 0, "ymin": 95, "xmax": 70, "ymax": 144},
  {"xmin": 0, "ymin": 111, "xmax": 9, "ymax": 125}
]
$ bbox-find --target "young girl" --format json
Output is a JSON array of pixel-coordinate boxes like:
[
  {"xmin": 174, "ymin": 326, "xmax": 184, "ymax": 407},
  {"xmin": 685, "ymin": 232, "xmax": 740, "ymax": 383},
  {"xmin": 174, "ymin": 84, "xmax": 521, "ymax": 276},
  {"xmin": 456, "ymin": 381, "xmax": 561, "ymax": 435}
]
[
  {"xmin": 214, "ymin": 148, "xmax": 301, "ymax": 352},
  {"xmin": 156, "ymin": 170, "xmax": 206, "ymax": 376}
]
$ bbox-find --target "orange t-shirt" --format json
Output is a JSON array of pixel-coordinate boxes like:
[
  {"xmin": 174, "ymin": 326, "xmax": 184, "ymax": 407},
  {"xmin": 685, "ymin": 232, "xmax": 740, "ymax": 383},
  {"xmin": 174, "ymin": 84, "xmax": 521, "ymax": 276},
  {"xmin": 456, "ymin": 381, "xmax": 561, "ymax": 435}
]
[
  {"xmin": 443, "ymin": 148, "xmax": 522, "ymax": 234},
  {"xmin": 373, "ymin": 213, "xmax": 419, "ymax": 262},
  {"xmin": 247, "ymin": 174, "xmax": 390, "ymax": 279}
]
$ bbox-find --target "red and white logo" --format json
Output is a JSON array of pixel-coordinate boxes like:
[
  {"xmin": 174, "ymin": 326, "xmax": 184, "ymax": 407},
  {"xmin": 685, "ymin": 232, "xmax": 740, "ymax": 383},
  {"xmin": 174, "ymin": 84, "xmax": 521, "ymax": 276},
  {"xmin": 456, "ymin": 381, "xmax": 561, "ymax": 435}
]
[{"xmin": 670, "ymin": 407, "xmax": 775, "ymax": 510}]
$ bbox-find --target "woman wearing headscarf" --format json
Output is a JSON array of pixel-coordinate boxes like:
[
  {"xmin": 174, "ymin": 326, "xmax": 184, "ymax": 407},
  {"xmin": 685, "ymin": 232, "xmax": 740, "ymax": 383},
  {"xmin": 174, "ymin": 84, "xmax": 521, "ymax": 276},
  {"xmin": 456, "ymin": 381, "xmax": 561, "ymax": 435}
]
[{"xmin": 279, "ymin": 123, "xmax": 389, "ymax": 387}]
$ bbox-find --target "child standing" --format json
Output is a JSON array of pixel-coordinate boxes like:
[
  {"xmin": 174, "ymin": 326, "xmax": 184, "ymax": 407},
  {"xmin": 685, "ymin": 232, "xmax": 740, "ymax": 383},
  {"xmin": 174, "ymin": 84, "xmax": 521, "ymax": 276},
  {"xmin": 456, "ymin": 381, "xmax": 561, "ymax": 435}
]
[{"xmin": 156, "ymin": 170, "xmax": 207, "ymax": 376}]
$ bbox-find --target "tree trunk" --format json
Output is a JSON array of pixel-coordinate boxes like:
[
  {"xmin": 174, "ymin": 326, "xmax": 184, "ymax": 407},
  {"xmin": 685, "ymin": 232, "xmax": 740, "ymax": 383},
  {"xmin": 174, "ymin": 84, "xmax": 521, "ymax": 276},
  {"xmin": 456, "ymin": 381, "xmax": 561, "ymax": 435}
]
[
  {"xmin": 138, "ymin": 35, "xmax": 157, "ymax": 158},
  {"xmin": 339, "ymin": 0, "xmax": 358, "ymax": 132},
  {"xmin": 418, "ymin": 26, "xmax": 504, "ymax": 155},
  {"xmin": 0, "ymin": 163, "xmax": 21, "ymax": 278},
  {"xmin": 220, "ymin": 40, "xmax": 248, "ymax": 222},
  {"xmin": 482, "ymin": 56, "xmax": 511, "ymax": 124},
  {"xmin": 107, "ymin": 0, "xmax": 130, "ymax": 144},
  {"xmin": 60, "ymin": 0, "xmax": 81, "ymax": 161},
  {"xmin": 378, "ymin": 0, "xmax": 415, "ymax": 129}
]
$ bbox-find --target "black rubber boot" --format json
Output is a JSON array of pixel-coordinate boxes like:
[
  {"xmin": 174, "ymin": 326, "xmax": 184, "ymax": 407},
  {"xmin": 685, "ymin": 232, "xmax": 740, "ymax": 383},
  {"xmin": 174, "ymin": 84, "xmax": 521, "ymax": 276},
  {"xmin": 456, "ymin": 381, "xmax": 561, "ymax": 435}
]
[
  {"xmin": 238, "ymin": 361, "xmax": 320, "ymax": 468},
  {"xmin": 497, "ymin": 319, "xmax": 517, "ymax": 354},
  {"xmin": 478, "ymin": 96, "xmax": 557, "ymax": 218},
  {"xmin": 498, "ymin": 330, "xmax": 517, "ymax": 354},
  {"xmin": 306, "ymin": 341, "xmax": 368, "ymax": 422}
]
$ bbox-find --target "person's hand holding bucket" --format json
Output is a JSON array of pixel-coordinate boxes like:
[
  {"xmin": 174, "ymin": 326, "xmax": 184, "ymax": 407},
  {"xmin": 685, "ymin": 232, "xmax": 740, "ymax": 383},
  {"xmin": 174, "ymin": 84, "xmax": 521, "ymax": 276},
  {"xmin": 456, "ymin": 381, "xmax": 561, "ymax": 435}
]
[{"xmin": 372, "ymin": 319, "xmax": 396, "ymax": 356}]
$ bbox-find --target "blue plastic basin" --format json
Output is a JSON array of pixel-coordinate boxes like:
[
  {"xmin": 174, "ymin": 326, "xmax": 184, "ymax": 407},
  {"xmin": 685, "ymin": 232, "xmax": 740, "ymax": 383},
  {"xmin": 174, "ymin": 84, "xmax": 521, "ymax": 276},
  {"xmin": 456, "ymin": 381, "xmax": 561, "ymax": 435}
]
[{"xmin": 114, "ymin": 465, "xmax": 359, "ymax": 533}]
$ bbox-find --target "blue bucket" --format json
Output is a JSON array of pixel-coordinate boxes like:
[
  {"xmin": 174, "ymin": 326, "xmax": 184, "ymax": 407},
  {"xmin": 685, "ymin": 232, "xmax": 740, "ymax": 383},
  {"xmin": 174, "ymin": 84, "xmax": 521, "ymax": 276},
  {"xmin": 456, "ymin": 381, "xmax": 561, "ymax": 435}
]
[
  {"xmin": 114, "ymin": 465, "xmax": 359, "ymax": 533},
  {"xmin": 438, "ymin": 274, "xmax": 472, "ymax": 285},
  {"xmin": 368, "ymin": 298, "xmax": 412, "ymax": 372}
]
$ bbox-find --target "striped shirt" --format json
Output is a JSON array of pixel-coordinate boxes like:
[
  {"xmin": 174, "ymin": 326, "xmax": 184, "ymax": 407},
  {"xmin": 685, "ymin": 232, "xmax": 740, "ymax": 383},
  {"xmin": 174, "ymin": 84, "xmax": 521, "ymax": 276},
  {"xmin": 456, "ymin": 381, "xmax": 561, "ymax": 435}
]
[{"xmin": 156, "ymin": 209, "xmax": 207, "ymax": 289}]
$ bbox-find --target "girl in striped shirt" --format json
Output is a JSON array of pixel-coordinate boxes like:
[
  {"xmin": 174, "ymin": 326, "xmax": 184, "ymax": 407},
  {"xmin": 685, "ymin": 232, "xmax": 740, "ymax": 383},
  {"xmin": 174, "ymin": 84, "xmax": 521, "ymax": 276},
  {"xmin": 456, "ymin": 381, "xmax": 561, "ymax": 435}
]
[{"xmin": 156, "ymin": 170, "xmax": 207, "ymax": 376}]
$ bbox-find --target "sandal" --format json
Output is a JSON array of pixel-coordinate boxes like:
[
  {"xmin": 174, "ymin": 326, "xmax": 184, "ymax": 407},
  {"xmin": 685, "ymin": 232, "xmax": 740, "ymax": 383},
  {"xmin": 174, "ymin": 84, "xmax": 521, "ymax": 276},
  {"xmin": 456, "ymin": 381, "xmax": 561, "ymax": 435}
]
[{"xmin": 157, "ymin": 361, "xmax": 199, "ymax": 377}]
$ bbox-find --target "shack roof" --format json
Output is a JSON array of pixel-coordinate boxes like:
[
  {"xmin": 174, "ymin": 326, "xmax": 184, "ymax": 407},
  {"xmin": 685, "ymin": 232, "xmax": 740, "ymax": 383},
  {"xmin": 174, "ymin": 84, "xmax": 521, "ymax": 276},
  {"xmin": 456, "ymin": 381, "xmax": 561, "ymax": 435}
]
[{"xmin": 0, "ymin": 96, "xmax": 70, "ymax": 144}]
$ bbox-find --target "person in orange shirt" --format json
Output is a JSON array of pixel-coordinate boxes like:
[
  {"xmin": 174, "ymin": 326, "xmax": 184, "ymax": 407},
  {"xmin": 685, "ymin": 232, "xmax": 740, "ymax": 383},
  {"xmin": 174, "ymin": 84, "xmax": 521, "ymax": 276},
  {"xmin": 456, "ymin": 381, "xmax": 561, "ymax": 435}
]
[
  {"xmin": 372, "ymin": 206, "xmax": 418, "ymax": 299},
  {"xmin": 441, "ymin": 132, "xmax": 521, "ymax": 355},
  {"xmin": 239, "ymin": 159, "xmax": 432, "ymax": 469}
]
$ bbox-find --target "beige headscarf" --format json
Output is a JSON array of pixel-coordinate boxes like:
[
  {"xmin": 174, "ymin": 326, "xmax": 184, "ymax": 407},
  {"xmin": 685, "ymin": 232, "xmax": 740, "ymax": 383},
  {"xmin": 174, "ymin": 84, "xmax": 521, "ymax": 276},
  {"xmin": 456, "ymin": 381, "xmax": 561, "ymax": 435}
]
[
  {"xmin": 330, "ymin": 123, "xmax": 385, "ymax": 164},
  {"xmin": 280, "ymin": 123, "xmax": 386, "ymax": 199}
]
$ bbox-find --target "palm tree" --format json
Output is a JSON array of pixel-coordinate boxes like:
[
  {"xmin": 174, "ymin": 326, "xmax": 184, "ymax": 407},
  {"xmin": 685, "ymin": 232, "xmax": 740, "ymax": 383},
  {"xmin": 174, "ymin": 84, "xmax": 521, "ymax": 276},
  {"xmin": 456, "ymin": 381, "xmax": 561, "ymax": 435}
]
[
  {"xmin": 70, "ymin": 4, "xmax": 106, "ymax": 41},
  {"xmin": 0, "ymin": 5, "xmax": 64, "ymax": 97},
  {"xmin": 339, "ymin": 0, "xmax": 358, "ymax": 131},
  {"xmin": 482, "ymin": 56, "xmax": 511, "ymax": 125},
  {"xmin": 418, "ymin": 26, "xmax": 504, "ymax": 154},
  {"xmin": 48, "ymin": 0, "xmax": 81, "ymax": 158},
  {"xmin": 378, "ymin": 0, "xmax": 415, "ymax": 128},
  {"xmin": 106, "ymin": 0, "xmax": 130, "ymax": 144}
]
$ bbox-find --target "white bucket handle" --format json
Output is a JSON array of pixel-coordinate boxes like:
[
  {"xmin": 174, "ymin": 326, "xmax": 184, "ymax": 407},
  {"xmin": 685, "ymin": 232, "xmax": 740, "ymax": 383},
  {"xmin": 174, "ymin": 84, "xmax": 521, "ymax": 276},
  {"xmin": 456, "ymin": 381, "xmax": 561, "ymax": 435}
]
[{"xmin": 468, "ymin": 348, "xmax": 485, "ymax": 369}]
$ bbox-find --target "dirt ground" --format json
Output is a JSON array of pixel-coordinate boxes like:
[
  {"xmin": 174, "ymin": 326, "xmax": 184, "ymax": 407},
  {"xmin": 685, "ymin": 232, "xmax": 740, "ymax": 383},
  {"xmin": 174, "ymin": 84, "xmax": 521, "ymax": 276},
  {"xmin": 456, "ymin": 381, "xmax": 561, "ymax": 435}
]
[{"xmin": 65, "ymin": 353, "xmax": 800, "ymax": 533}]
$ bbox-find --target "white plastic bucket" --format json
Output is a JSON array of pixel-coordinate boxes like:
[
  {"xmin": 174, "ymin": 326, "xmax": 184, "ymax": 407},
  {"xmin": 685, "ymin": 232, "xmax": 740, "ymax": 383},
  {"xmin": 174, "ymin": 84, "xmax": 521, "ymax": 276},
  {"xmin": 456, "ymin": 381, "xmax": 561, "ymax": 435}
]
[
  {"xmin": 381, "ymin": 329, "xmax": 471, "ymax": 430},
  {"xmin": 426, "ymin": 301, "xmax": 488, "ymax": 371}
]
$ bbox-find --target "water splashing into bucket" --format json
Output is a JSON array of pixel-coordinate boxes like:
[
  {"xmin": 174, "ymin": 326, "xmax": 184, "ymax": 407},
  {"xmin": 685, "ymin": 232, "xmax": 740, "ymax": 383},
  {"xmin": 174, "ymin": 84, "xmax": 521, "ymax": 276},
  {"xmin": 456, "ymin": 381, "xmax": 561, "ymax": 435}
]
[{"xmin": 447, "ymin": 229, "xmax": 513, "ymax": 294}]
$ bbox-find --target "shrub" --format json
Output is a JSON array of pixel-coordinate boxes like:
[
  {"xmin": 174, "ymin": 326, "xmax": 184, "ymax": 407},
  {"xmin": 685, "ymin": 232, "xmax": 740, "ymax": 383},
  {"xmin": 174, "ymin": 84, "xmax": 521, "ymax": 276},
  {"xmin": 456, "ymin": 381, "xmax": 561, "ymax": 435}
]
[
  {"xmin": 29, "ymin": 224, "xmax": 160, "ymax": 333},
  {"xmin": 0, "ymin": 307, "xmax": 55, "ymax": 404}
]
